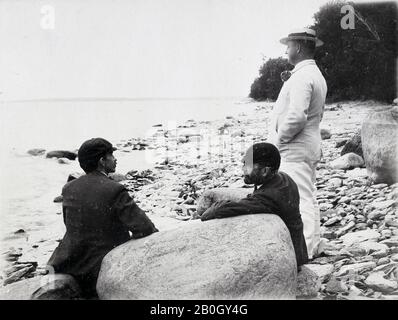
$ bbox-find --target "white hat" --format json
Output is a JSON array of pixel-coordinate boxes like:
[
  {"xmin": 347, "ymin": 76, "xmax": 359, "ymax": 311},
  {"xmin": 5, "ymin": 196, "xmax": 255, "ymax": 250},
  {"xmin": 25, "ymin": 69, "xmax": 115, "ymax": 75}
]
[{"xmin": 280, "ymin": 28, "xmax": 324, "ymax": 47}]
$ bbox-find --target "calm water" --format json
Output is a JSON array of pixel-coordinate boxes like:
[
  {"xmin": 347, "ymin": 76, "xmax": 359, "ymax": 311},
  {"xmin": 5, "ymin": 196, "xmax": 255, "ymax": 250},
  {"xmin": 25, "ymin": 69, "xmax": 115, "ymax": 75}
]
[{"xmin": 0, "ymin": 97, "xmax": 261, "ymax": 257}]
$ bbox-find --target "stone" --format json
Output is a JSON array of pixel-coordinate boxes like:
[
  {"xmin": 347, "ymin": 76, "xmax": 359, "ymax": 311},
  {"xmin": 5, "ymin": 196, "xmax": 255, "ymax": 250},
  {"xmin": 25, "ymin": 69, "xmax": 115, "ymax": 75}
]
[
  {"xmin": 381, "ymin": 229, "xmax": 392, "ymax": 238},
  {"xmin": 0, "ymin": 274, "xmax": 81, "ymax": 300},
  {"xmin": 355, "ymin": 241, "xmax": 389, "ymax": 254},
  {"xmin": 302, "ymin": 264, "xmax": 334, "ymax": 283},
  {"xmin": 330, "ymin": 153, "xmax": 364, "ymax": 170},
  {"xmin": 30, "ymin": 274, "xmax": 82, "ymax": 300},
  {"xmin": 3, "ymin": 265, "xmax": 35, "ymax": 285},
  {"xmin": 324, "ymin": 216, "xmax": 341, "ymax": 227},
  {"xmin": 46, "ymin": 150, "xmax": 77, "ymax": 160},
  {"xmin": 53, "ymin": 195, "xmax": 63, "ymax": 203},
  {"xmin": 296, "ymin": 266, "xmax": 321, "ymax": 299},
  {"xmin": 178, "ymin": 128, "xmax": 201, "ymax": 138},
  {"xmin": 367, "ymin": 211, "xmax": 384, "ymax": 220},
  {"xmin": 196, "ymin": 188, "xmax": 252, "ymax": 216},
  {"xmin": 67, "ymin": 172, "xmax": 84, "ymax": 182},
  {"xmin": 393, "ymin": 98, "xmax": 398, "ymax": 106},
  {"xmin": 340, "ymin": 229, "xmax": 381, "ymax": 246},
  {"xmin": 109, "ymin": 173, "xmax": 127, "ymax": 182},
  {"xmin": 377, "ymin": 258, "xmax": 390, "ymax": 266},
  {"xmin": 177, "ymin": 136, "xmax": 188, "ymax": 143},
  {"xmin": 380, "ymin": 238, "xmax": 398, "ymax": 247},
  {"xmin": 365, "ymin": 272, "xmax": 398, "ymax": 293},
  {"xmin": 391, "ymin": 254, "xmax": 398, "ymax": 262},
  {"xmin": 335, "ymin": 139, "xmax": 348, "ymax": 148},
  {"xmin": 372, "ymin": 200, "xmax": 395, "ymax": 210},
  {"xmin": 319, "ymin": 203, "xmax": 334, "ymax": 211},
  {"xmin": 325, "ymin": 278, "xmax": 348, "ymax": 294},
  {"xmin": 386, "ymin": 218, "xmax": 398, "ymax": 228},
  {"xmin": 328, "ymin": 178, "xmax": 342, "ymax": 188},
  {"xmin": 27, "ymin": 148, "xmax": 46, "ymax": 156},
  {"xmin": 345, "ymin": 168, "xmax": 368, "ymax": 180},
  {"xmin": 97, "ymin": 215, "xmax": 297, "ymax": 299},
  {"xmin": 362, "ymin": 108, "xmax": 398, "ymax": 184},
  {"xmin": 335, "ymin": 221, "xmax": 356, "ymax": 237},
  {"xmin": 341, "ymin": 130, "xmax": 363, "ymax": 157},
  {"xmin": 231, "ymin": 129, "xmax": 245, "ymax": 138},
  {"xmin": 335, "ymin": 261, "xmax": 377, "ymax": 277},
  {"xmin": 320, "ymin": 128, "xmax": 332, "ymax": 140},
  {"xmin": 57, "ymin": 158, "xmax": 70, "ymax": 164}
]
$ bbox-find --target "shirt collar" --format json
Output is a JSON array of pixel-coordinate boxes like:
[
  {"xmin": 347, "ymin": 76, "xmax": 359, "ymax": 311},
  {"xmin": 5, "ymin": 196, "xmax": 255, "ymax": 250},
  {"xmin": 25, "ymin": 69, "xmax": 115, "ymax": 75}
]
[
  {"xmin": 291, "ymin": 59, "xmax": 316, "ymax": 74},
  {"xmin": 95, "ymin": 170, "xmax": 108, "ymax": 177}
]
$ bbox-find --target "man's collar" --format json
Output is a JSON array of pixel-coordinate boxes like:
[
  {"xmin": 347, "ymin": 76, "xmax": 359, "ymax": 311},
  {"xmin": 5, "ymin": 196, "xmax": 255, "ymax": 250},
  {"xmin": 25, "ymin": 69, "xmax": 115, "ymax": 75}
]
[
  {"xmin": 291, "ymin": 59, "xmax": 316, "ymax": 74},
  {"xmin": 255, "ymin": 172, "xmax": 280, "ymax": 190},
  {"xmin": 94, "ymin": 170, "xmax": 108, "ymax": 177}
]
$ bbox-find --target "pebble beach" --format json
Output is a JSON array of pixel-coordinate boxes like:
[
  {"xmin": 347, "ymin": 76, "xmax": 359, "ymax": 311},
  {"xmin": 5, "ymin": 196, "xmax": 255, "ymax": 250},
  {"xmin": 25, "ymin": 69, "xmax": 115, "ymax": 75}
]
[{"xmin": 1, "ymin": 99, "xmax": 398, "ymax": 300}]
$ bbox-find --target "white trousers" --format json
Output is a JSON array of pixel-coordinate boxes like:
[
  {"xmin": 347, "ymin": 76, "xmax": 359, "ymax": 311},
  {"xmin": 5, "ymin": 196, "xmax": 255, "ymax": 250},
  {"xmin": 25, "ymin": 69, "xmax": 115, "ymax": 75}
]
[{"xmin": 279, "ymin": 160, "xmax": 320, "ymax": 259}]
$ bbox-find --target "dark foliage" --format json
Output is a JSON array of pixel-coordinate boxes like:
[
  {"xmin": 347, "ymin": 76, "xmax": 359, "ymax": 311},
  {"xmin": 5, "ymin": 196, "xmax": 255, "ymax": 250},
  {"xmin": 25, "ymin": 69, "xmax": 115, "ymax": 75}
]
[{"xmin": 249, "ymin": 1, "xmax": 397, "ymax": 102}]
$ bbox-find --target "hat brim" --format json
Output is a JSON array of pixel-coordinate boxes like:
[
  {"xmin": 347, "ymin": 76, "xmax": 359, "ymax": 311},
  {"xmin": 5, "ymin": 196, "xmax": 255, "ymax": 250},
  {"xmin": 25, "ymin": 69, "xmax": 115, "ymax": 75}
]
[{"xmin": 280, "ymin": 36, "xmax": 324, "ymax": 47}]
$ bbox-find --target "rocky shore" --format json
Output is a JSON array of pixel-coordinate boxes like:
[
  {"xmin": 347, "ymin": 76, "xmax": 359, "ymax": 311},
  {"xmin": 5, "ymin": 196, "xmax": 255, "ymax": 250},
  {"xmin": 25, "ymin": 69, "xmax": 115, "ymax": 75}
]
[{"xmin": 1, "ymin": 100, "xmax": 397, "ymax": 300}]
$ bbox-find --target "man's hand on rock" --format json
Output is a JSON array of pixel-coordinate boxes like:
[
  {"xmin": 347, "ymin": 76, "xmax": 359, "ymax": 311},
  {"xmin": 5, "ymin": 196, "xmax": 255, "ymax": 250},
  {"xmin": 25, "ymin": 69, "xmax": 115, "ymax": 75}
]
[
  {"xmin": 132, "ymin": 224, "xmax": 159, "ymax": 239},
  {"xmin": 200, "ymin": 205, "xmax": 218, "ymax": 221}
]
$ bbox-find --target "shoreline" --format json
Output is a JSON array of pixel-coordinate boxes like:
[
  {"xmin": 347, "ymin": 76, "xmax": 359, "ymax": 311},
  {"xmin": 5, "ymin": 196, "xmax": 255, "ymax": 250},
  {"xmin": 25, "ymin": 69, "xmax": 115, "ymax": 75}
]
[{"xmin": 1, "ymin": 99, "xmax": 398, "ymax": 300}]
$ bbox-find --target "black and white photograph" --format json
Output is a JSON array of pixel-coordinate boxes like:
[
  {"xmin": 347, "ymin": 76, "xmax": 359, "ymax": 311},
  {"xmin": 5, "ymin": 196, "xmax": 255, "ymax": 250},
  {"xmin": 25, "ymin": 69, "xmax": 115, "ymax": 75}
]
[{"xmin": 0, "ymin": 0, "xmax": 397, "ymax": 307}]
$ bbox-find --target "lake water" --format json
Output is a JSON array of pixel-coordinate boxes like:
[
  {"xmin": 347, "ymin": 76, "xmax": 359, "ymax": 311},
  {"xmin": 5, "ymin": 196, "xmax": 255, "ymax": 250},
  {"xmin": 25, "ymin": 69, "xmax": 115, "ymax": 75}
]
[{"xmin": 0, "ymin": 97, "xmax": 262, "ymax": 259}]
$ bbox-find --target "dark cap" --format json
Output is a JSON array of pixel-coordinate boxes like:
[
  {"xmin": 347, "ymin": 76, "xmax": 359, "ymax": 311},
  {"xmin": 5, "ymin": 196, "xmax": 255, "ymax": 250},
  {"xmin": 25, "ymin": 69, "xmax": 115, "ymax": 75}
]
[
  {"xmin": 244, "ymin": 142, "xmax": 281, "ymax": 170},
  {"xmin": 78, "ymin": 138, "xmax": 116, "ymax": 172}
]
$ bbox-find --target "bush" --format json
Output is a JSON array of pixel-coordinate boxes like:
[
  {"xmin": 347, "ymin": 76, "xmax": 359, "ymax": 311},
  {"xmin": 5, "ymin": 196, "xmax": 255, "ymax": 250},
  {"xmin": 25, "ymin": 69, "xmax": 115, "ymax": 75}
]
[{"xmin": 249, "ymin": 57, "xmax": 292, "ymax": 100}]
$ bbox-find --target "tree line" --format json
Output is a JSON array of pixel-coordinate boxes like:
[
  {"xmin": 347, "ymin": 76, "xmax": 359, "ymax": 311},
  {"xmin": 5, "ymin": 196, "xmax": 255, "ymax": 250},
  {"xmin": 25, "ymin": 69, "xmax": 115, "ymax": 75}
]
[{"xmin": 249, "ymin": 1, "xmax": 397, "ymax": 103}]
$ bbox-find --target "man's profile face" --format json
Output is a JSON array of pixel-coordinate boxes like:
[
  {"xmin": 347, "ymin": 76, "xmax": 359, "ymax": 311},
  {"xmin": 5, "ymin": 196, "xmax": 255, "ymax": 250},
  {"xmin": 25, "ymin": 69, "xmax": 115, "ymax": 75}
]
[
  {"xmin": 285, "ymin": 40, "xmax": 299, "ymax": 65},
  {"xmin": 242, "ymin": 151, "xmax": 261, "ymax": 185},
  {"xmin": 102, "ymin": 152, "xmax": 117, "ymax": 173},
  {"xmin": 242, "ymin": 157, "xmax": 254, "ymax": 184}
]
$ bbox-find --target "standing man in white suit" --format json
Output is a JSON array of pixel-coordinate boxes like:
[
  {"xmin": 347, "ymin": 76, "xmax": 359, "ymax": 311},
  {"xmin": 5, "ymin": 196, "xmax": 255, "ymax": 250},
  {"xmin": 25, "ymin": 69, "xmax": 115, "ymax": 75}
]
[{"xmin": 268, "ymin": 28, "xmax": 327, "ymax": 259}]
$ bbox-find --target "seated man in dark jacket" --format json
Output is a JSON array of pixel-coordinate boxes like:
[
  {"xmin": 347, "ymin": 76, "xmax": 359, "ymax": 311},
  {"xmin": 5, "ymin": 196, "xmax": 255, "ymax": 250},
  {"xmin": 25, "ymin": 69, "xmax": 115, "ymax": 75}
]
[
  {"xmin": 47, "ymin": 138, "xmax": 158, "ymax": 298},
  {"xmin": 200, "ymin": 142, "xmax": 308, "ymax": 267}
]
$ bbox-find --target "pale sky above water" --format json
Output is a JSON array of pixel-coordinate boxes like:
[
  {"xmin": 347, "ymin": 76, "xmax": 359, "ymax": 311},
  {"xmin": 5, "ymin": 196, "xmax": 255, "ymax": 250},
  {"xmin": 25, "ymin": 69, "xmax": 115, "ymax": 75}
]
[{"xmin": 0, "ymin": 0, "xmax": 372, "ymax": 100}]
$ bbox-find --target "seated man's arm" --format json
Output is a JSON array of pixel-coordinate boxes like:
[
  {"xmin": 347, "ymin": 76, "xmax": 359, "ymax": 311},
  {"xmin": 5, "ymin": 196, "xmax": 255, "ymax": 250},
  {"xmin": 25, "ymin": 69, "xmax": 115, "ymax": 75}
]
[
  {"xmin": 201, "ymin": 192, "xmax": 277, "ymax": 221},
  {"xmin": 113, "ymin": 190, "xmax": 159, "ymax": 238}
]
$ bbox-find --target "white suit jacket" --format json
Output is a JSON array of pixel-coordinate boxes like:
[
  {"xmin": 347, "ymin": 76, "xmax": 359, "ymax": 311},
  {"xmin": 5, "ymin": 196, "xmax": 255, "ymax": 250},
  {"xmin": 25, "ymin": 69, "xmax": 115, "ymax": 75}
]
[{"xmin": 268, "ymin": 59, "xmax": 327, "ymax": 164}]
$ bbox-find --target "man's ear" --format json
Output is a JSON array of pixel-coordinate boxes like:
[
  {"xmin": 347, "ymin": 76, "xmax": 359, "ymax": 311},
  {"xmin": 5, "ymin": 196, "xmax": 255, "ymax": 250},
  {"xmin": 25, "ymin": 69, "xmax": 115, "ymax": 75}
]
[
  {"xmin": 261, "ymin": 166, "xmax": 273, "ymax": 178},
  {"xmin": 98, "ymin": 156, "xmax": 105, "ymax": 167},
  {"xmin": 259, "ymin": 166, "xmax": 268, "ymax": 176},
  {"xmin": 296, "ymin": 42, "xmax": 301, "ymax": 54}
]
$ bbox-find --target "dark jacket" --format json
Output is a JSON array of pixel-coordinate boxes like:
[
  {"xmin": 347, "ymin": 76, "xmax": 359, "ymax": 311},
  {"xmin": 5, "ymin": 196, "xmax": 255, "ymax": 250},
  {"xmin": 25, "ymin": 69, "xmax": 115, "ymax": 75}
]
[
  {"xmin": 47, "ymin": 171, "xmax": 157, "ymax": 297},
  {"xmin": 202, "ymin": 171, "xmax": 308, "ymax": 266}
]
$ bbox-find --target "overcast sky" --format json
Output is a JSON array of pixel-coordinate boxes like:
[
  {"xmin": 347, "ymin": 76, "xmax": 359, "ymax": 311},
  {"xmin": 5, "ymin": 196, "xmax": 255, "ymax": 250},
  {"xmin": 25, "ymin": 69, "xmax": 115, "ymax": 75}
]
[{"xmin": 0, "ymin": 0, "xmax": 352, "ymax": 100}]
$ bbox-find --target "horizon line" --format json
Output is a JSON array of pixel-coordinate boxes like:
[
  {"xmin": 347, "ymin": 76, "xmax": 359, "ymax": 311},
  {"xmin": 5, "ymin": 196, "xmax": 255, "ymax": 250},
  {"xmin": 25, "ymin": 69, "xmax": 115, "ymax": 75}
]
[{"xmin": 0, "ymin": 96, "xmax": 250, "ymax": 103}]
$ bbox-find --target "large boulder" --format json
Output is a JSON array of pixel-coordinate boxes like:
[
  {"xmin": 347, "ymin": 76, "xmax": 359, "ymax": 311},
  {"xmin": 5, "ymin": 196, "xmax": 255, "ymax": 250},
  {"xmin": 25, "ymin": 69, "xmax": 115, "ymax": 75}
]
[
  {"xmin": 46, "ymin": 150, "xmax": 77, "ymax": 160},
  {"xmin": 196, "ymin": 188, "xmax": 252, "ymax": 216},
  {"xmin": 0, "ymin": 274, "xmax": 82, "ymax": 300},
  {"xmin": 97, "ymin": 215, "xmax": 297, "ymax": 300},
  {"xmin": 362, "ymin": 106, "xmax": 398, "ymax": 184},
  {"xmin": 341, "ymin": 129, "xmax": 363, "ymax": 157}
]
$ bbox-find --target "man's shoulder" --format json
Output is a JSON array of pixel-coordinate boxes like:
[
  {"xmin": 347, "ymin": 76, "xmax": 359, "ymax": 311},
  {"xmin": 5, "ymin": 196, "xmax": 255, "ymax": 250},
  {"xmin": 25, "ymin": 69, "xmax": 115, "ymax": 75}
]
[
  {"xmin": 62, "ymin": 172, "xmax": 125, "ymax": 194},
  {"xmin": 277, "ymin": 171, "xmax": 299, "ymax": 190}
]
